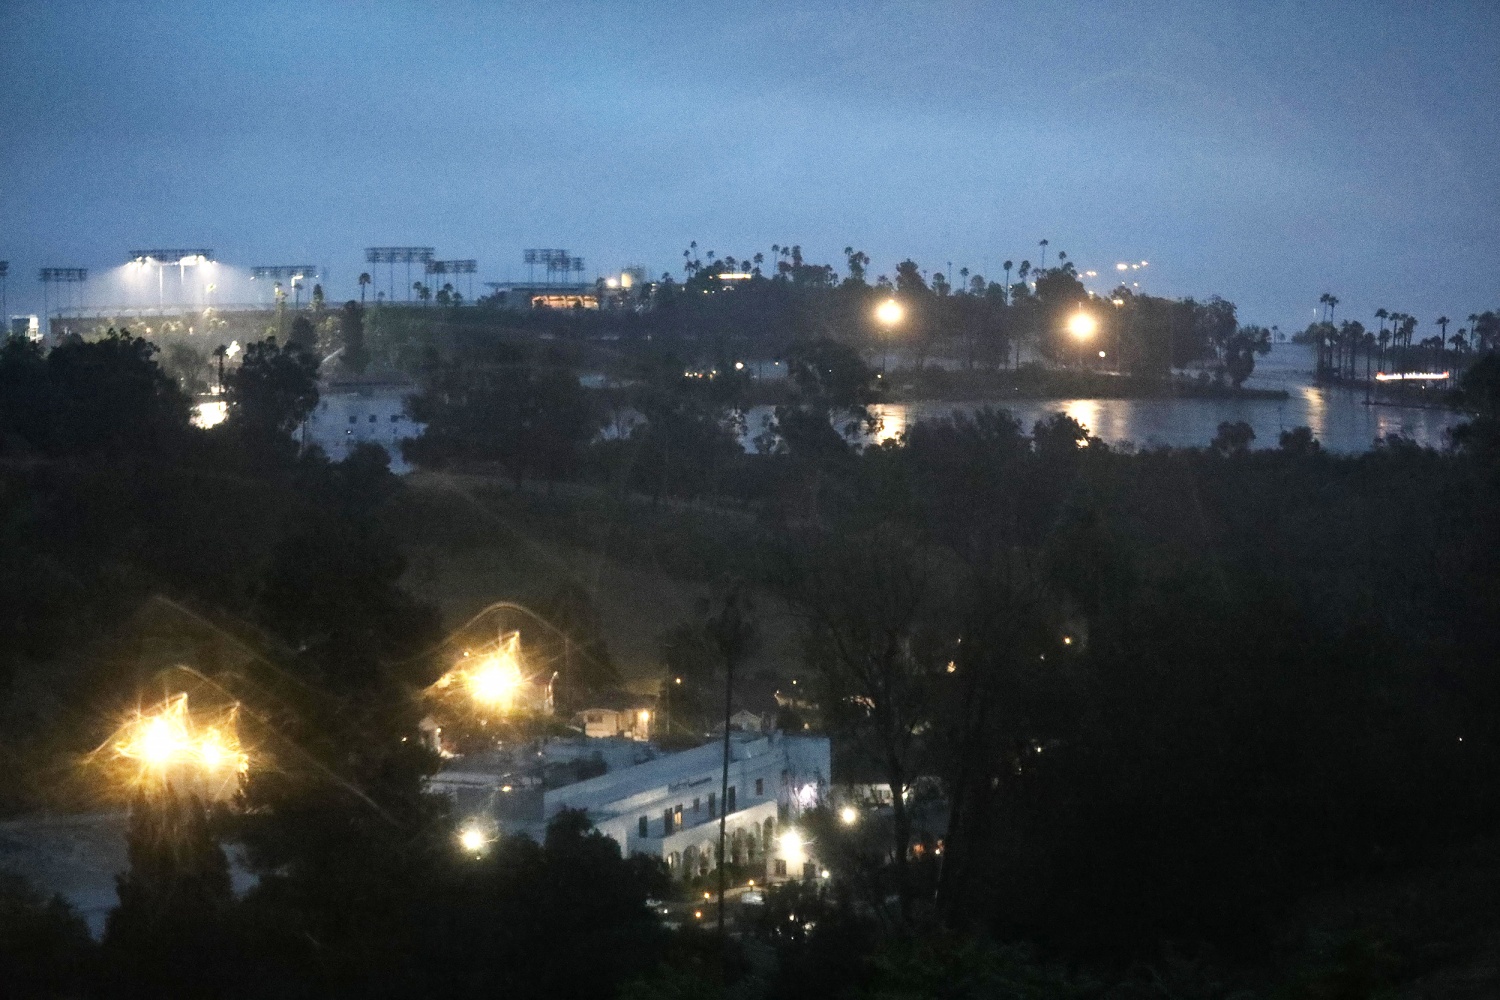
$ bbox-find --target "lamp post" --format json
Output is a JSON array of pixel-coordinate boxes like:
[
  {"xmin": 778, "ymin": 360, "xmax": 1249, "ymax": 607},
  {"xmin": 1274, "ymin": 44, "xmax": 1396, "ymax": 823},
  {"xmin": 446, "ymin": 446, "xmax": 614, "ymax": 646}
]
[
  {"xmin": 875, "ymin": 298, "xmax": 903, "ymax": 374},
  {"xmin": 1067, "ymin": 310, "xmax": 1097, "ymax": 368}
]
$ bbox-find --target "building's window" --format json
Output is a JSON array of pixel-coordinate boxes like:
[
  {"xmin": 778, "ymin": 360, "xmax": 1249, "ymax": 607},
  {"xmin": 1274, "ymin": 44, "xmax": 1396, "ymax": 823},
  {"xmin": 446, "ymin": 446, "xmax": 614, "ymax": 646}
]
[
  {"xmin": 369, "ymin": 414, "xmax": 377, "ymax": 423},
  {"xmin": 692, "ymin": 797, "xmax": 700, "ymax": 813},
  {"xmin": 639, "ymin": 816, "xmax": 648, "ymax": 838},
  {"xmin": 663, "ymin": 808, "xmax": 674, "ymax": 835},
  {"xmin": 774, "ymin": 859, "xmax": 788, "ymax": 876},
  {"xmin": 726, "ymin": 786, "xmax": 736, "ymax": 813},
  {"xmin": 707, "ymin": 793, "xmax": 716, "ymax": 818},
  {"xmin": 348, "ymin": 415, "xmax": 357, "ymax": 424},
  {"xmin": 390, "ymin": 414, "xmax": 401, "ymax": 422},
  {"xmin": 755, "ymin": 778, "xmax": 764, "ymax": 797},
  {"xmin": 674, "ymin": 805, "xmax": 683, "ymax": 826}
]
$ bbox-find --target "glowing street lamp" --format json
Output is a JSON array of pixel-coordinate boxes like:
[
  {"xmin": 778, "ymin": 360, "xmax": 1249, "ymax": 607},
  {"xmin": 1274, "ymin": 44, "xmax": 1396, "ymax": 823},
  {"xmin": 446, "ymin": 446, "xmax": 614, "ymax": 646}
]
[
  {"xmin": 458, "ymin": 822, "xmax": 492, "ymax": 856},
  {"xmin": 111, "ymin": 693, "xmax": 249, "ymax": 794},
  {"xmin": 839, "ymin": 805, "xmax": 859, "ymax": 826},
  {"xmin": 1067, "ymin": 311, "xmax": 1098, "ymax": 340},
  {"xmin": 875, "ymin": 298, "xmax": 903, "ymax": 373},
  {"xmin": 779, "ymin": 828, "xmax": 804, "ymax": 862},
  {"xmin": 430, "ymin": 632, "xmax": 531, "ymax": 718}
]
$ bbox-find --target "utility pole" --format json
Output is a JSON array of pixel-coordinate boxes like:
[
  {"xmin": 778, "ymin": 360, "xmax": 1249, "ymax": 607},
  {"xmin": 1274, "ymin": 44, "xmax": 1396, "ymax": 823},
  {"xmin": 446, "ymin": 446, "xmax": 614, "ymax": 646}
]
[{"xmin": 707, "ymin": 585, "xmax": 757, "ymax": 944}]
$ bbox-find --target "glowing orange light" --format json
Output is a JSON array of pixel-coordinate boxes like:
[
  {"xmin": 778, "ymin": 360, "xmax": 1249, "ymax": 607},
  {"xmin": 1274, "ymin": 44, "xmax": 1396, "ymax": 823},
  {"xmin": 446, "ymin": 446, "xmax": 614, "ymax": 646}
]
[{"xmin": 113, "ymin": 694, "xmax": 249, "ymax": 786}]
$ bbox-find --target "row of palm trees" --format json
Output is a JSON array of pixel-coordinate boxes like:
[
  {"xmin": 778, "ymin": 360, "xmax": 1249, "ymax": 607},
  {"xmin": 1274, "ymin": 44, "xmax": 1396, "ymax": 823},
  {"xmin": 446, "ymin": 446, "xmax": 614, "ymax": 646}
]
[{"xmin": 1316, "ymin": 293, "xmax": 1498, "ymax": 382}]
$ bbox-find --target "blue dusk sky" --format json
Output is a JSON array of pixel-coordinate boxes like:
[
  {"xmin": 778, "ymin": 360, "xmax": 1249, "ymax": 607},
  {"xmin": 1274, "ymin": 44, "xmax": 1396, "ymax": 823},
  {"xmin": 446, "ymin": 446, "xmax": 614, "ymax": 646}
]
[{"xmin": 1, "ymin": 0, "xmax": 1496, "ymax": 333}]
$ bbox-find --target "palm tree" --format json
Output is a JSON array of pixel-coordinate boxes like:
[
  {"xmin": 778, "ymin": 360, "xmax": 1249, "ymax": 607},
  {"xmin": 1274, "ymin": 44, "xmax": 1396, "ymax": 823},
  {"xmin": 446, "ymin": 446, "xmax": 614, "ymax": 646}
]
[
  {"xmin": 1375, "ymin": 308, "xmax": 1389, "ymax": 370},
  {"xmin": 752, "ymin": 252, "xmax": 764, "ymax": 277},
  {"xmin": 1038, "ymin": 239, "xmax": 1049, "ymax": 270},
  {"xmin": 359, "ymin": 272, "xmax": 371, "ymax": 304},
  {"xmin": 1436, "ymin": 316, "xmax": 1450, "ymax": 359},
  {"xmin": 1002, "ymin": 260, "xmax": 1013, "ymax": 304}
]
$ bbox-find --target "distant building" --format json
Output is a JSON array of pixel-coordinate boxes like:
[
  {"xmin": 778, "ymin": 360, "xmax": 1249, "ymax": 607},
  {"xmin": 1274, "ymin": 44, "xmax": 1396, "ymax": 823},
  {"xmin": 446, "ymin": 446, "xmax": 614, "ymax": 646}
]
[
  {"xmin": 485, "ymin": 283, "xmax": 599, "ymax": 311},
  {"xmin": 8, "ymin": 316, "xmax": 40, "ymax": 341},
  {"xmin": 727, "ymin": 709, "xmax": 767, "ymax": 733},
  {"xmin": 297, "ymin": 375, "xmax": 423, "ymax": 472},
  {"xmin": 574, "ymin": 704, "xmax": 655, "ymax": 741},
  {"xmin": 429, "ymin": 731, "xmax": 832, "ymax": 881}
]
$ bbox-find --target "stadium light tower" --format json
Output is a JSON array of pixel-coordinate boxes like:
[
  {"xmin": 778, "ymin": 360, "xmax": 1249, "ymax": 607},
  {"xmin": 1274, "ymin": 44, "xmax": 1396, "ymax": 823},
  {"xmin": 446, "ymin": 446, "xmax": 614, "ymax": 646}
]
[
  {"xmin": 251, "ymin": 266, "xmax": 320, "ymax": 307},
  {"xmin": 128, "ymin": 249, "xmax": 214, "ymax": 308},
  {"xmin": 429, "ymin": 259, "xmax": 478, "ymax": 300},
  {"xmin": 39, "ymin": 267, "xmax": 88, "ymax": 337},
  {"xmin": 365, "ymin": 247, "xmax": 434, "ymax": 302}
]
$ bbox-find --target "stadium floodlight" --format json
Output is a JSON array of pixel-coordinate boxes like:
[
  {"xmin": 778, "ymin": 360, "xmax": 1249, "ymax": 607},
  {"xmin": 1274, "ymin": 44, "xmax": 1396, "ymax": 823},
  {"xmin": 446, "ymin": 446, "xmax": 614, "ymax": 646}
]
[
  {"xmin": 364, "ymin": 247, "xmax": 435, "ymax": 301},
  {"xmin": 128, "ymin": 248, "xmax": 214, "ymax": 265},
  {"xmin": 127, "ymin": 249, "xmax": 214, "ymax": 308}
]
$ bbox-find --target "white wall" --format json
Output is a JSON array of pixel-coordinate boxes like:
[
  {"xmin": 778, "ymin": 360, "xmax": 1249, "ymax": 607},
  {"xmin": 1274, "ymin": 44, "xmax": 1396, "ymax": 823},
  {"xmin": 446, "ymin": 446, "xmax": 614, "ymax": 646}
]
[{"xmin": 300, "ymin": 385, "xmax": 422, "ymax": 472}]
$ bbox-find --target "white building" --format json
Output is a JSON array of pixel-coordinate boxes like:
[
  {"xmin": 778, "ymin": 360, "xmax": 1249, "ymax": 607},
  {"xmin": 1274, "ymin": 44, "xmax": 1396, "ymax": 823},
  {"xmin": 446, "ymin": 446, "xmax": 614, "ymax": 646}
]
[
  {"xmin": 298, "ymin": 377, "xmax": 423, "ymax": 472},
  {"xmin": 431, "ymin": 731, "xmax": 831, "ymax": 881}
]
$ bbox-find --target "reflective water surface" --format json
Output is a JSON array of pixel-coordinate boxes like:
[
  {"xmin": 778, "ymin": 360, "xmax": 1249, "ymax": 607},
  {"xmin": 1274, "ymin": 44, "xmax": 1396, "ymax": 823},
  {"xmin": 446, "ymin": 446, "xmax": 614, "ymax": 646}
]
[{"xmin": 767, "ymin": 344, "xmax": 1460, "ymax": 453}]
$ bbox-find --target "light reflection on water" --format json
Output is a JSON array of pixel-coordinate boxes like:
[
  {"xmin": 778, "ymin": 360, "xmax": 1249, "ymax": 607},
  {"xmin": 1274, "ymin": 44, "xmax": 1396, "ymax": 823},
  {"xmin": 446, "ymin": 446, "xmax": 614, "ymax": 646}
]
[
  {"xmin": 619, "ymin": 347, "xmax": 1462, "ymax": 455},
  {"xmin": 852, "ymin": 391, "xmax": 1455, "ymax": 454},
  {"xmin": 855, "ymin": 344, "xmax": 1458, "ymax": 454}
]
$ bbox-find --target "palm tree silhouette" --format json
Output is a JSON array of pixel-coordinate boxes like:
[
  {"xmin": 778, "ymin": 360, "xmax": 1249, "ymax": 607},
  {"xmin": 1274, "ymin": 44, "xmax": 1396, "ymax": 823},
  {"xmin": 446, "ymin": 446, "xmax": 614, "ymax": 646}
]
[
  {"xmin": 1002, "ymin": 260, "xmax": 1013, "ymax": 304},
  {"xmin": 1038, "ymin": 239, "xmax": 1049, "ymax": 270},
  {"xmin": 359, "ymin": 272, "xmax": 371, "ymax": 304},
  {"xmin": 1436, "ymin": 315, "xmax": 1450, "ymax": 358}
]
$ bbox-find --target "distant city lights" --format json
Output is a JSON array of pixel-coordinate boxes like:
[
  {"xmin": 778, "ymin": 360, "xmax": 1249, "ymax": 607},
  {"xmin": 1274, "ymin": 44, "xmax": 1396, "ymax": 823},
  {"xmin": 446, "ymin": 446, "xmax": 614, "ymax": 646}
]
[{"xmin": 1374, "ymin": 371, "xmax": 1450, "ymax": 382}]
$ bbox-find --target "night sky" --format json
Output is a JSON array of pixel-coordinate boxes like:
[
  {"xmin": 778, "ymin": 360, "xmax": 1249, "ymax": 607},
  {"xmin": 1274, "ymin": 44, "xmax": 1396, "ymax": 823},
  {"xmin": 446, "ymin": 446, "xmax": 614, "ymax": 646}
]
[{"xmin": 2, "ymin": 0, "xmax": 1496, "ymax": 333}]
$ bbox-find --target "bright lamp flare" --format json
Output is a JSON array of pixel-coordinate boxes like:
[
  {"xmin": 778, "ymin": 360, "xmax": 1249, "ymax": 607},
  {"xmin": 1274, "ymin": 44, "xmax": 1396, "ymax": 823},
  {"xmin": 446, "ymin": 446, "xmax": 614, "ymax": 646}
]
[
  {"xmin": 875, "ymin": 298, "xmax": 903, "ymax": 326},
  {"xmin": 839, "ymin": 806, "xmax": 859, "ymax": 826},
  {"xmin": 779, "ymin": 829, "xmax": 804, "ymax": 857},
  {"xmin": 459, "ymin": 825, "xmax": 488, "ymax": 854},
  {"xmin": 114, "ymin": 694, "xmax": 249, "ymax": 782},
  {"xmin": 1067, "ymin": 312, "xmax": 1098, "ymax": 340},
  {"xmin": 470, "ymin": 654, "xmax": 522, "ymax": 709},
  {"xmin": 431, "ymin": 632, "xmax": 531, "ymax": 715}
]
